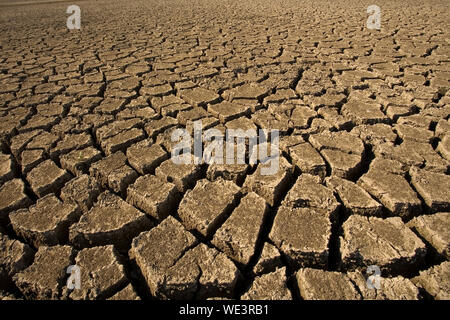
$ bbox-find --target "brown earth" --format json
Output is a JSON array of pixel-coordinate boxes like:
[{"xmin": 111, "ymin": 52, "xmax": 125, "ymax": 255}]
[{"xmin": 0, "ymin": 0, "xmax": 449, "ymax": 300}]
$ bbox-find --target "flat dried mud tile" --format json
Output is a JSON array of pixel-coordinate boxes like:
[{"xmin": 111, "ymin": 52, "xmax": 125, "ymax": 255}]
[
  {"xmin": 0, "ymin": 233, "xmax": 34, "ymax": 289},
  {"xmin": 69, "ymin": 191, "xmax": 153, "ymax": 251},
  {"xmin": 26, "ymin": 160, "xmax": 72, "ymax": 198},
  {"xmin": 126, "ymin": 141, "xmax": 168, "ymax": 175},
  {"xmin": 435, "ymin": 119, "xmax": 450, "ymax": 140},
  {"xmin": 212, "ymin": 192, "xmax": 268, "ymax": 266},
  {"xmin": 339, "ymin": 215, "xmax": 426, "ymax": 275},
  {"xmin": 263, "ymin": 89, "xmax": 298, "ymax": 104},
  {"xmin": 176, "ymin": 107, "xmax": 209, "ymax": 126},
  {"xmin": 270, "ymin": 206, "xmax": 332, "ymax": 269},
  {"xmin": 395, "ymin": 124, "xmax": 434, "ymax": 143},
  {"xmin": 295, "ymin": 82, "xmax": 331, "ymax": 97},
  {"xmin": 126, "ymin": 64, "xmax": 150, "ymax": 76},
  {"xmin": 94, "ymin": 98, "xmax": 126, "ymax": 115},
  {"xmin": 151, "ymin": 95, "xmax": 185, "ymax": 113},
  {"xmin": 18, "ymin": 115, "xmax": 59, "ymax": 133},
  {"xmin": 282, "ymin": 174, "xmax": 340, "ymax": 219},
  {"xmin": 35, "ymin": 103, "xmax": 65, "ymax": 117},
  {"xmin": 232, "ymin": 98, "xmax": 261, "ymax": 112},
  {"xmin": 0, "ymin": 290, "xmax": 21, "ymax": 300},
  {"xmin": 60, "ymin": 174, "xmax": 102, "ymax": 214},
  {"xmin": 325, "ymin": 176, "xmax": 382, "ymax": 216},
  {"xmin": 20, "ymin": 149, "xmax": 45, "ymax": 174},
  {"xmin": 242, "ymin": 157, "xmax": 293, "ymax": 207},
  {"xmin": 68, "ymin": 245, "xmax": 128, "ymax": 300},
  {"xmin": 0, "ymin": 153, "xmax": 15, "ymax": 185},
  {"xmin": 107, "ymin": 283, "xmax": 140, "ymax": 300},
  {"xmin": 341, "ymin": 101, "xmax": 388, "ymax": 125},
  {"xmin": 288, "ymin": 106, "xmax": 317, "ymax": 129},
  {"xmin": 203, "ymin": 139, "xmax": 249, "ymax": 183},
  {"xmin": 224, "ymin": 83, "xmax": 270, "ymax": 101},
  {"xmin": 296, "ymin": 268, "xmax": 361, "ymax": 300},
  {"xmin": 241, "ymin": 267, "xmax": 292, "ymax": 300},
  {"xmin": 183, "ymin": 67, "xmax": 219, "ymax": 80},
  {"xmin": 140, "ymin": 83, "xmax": 173, "ymax": 97},
  {"xmin": 206, "ymin": 162, "xmax": 249, "ymax": 185},
  {"xmin": 351, "ymin": 124, "xmax": 397, "ymax": 146},
  {"xmin": 175, "ymin": 81, "xmax": 196, "ymax": 91},
  {"xmin": 49, "ymin": 133, "xmax": 93, "ymax": 160},
  {"xmin": 129, "ymin": 216, "xmax": 198, "ymax": 298},
  {"xmin": 358, "ymin": 168, "xmax": 421, "ymax": 218},
  {"xmin": 0, "ymin": 119, "xmax": 18, "ymax": 139},
  {"xmin": 207, "ymin": 101, "xmax": 251, "ymax": 123},
  {"xmin": 347, "ymin": 270, "xmax": 420, "ymax": 300},
  {"xmin": 385, "ymin": 106, "xmax": 416, "ymax": 121},
  {"xmin": 66, "ymin": 83, "xmax": 103, "ymax": 98},
  {"xmin": 60, "ymin": 147, "xmax": 102, "ymax": 176},
  {"xmin": 164, "ymin": 243, "xmax": 241, "ymax": 300},
  {"xmin": 288, "ymin": 143, "xmax": 326, "ymax": 180},
  {"xmin": 155, "ymin": 126, "xmax": 187, "ymax": 153},
  {"xmin": 304, "ymin": 92, "xmax": 346, "ymax": 110},
  {"xmin": 321, "ymin": 149, "xmax": 363, "ymax": 180},
  {"xmin": 84, "ymin": 72, "xmax": 104, "ymax": 84},
  {"xmin": 179, "ymin": 87, "xmax": 220, "ymax": 107},
  {"xmin": 317, "ymin": 107, "xmax": 353, "ymax": 131},
  {"xmin": 0, "ymin": 83, "xmax": 19, "ymax": 94},
  {"xmin": 411, "ymin": 261, "xmax": 450, "ymax": 300},
  {"xmin": 10, "ymin": 130, "xmax": 43, "ymax": 158},
  {"xmin": 397, "ymin": 114, "xmax": 435, "ymax": 129},
  {"xmin": 407, "ymin": 212, "xmax": 450, "ymax": 259},
  {"xmin": 101, "ymin": 128, "xmax": 146, "ymax": 156},
  {"xmin": 373, "ymin": 142, "xmax": 424, "ymax": 169},
  {"xmin": 104, "ymin": 88, "xmax": 137, "ymax": 100},
  {"xmin": 25, "ymin": 131, "xmax": 59, "ymax": 153},
  {"xmin": 112, "ymin": 167, "xmax": 140, "ymax": 197},
  {"xmin": 251, "ymin": 109, "xmax": 290, "ymax": 134},
  {"xmin": 80, "ymin": 114, "xmax": 114, "ymax": 133},
  {"xmin": 280, "ymin": 135, "xmax": 305, "ymax": 153},
  {"xmin": 0, "ymin": 179, "xmax": 32, "ymax": 221},
  {"xmin": 10, "ymin": 194, "xmax": 81, "ymax": 247},
  {"xmin": 144, "ymin": 117, "xmax": 178, "ymax": 139},
  {"xmin": 126, "ymin": 174, "xmax": 179, "ymax": 221},
  {"xmin": 13, "ymin": 245, "xmax": 74, "ymax": 300},
  {"xmin": 155, "ymin": 158, "xmax": 202, "ymax": 192},
  {"xmin": 409, "ymin": 168, "xmax": 450, "ymax": 212},
  {"xmin": 71, "ymin": 97, "xmax": 103, "ymax": 113},
  {"xmin": 178, "ymin": 178, "xmax": 241, "ymax": 238}
]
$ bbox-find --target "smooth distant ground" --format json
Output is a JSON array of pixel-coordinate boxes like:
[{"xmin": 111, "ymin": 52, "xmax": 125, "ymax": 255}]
[{"xmin": 0, "ymin": 0, "xmax": 449, "ymax": 300}]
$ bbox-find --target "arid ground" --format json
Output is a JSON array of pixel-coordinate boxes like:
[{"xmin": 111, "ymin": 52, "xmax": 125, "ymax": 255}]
[{"xmin": 0, "ymin": 0, "xmax": 449, "ymax": 300}]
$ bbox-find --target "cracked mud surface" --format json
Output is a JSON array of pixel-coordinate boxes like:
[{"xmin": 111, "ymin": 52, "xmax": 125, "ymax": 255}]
[{"xmin": 0, "ymin": 0, "xmax": 449, "ymax": 300}]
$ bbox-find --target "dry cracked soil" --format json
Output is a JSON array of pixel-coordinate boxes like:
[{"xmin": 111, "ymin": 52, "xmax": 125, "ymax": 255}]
[{"xmin": 0, "ymin": 0, "xmax": 449, "ymax": 301}]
